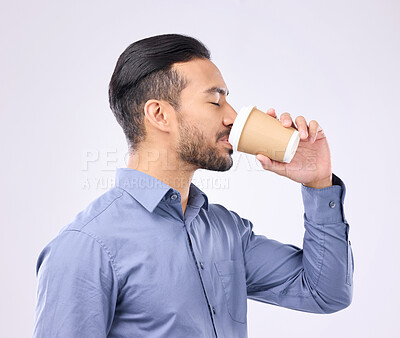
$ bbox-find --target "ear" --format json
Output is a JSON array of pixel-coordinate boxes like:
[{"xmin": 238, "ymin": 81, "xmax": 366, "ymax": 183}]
[{"xmin": 143, "ymin": 100, "xmax": 171, "ymax": 133}]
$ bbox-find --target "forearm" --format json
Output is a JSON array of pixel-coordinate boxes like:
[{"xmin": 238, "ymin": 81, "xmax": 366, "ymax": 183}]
[{"xmin": 301, "ymin": 173, "xmax": 353, "ymax": 313}]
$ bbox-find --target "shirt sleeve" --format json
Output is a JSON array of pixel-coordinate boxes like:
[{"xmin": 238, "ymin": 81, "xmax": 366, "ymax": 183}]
[
  {"xmin": 235, "ymin": 173, "xmax": 354, "ymax": 314},
  {"xmin": 33, "ymin": 229, "xmax": 119, "ymax": 337}
]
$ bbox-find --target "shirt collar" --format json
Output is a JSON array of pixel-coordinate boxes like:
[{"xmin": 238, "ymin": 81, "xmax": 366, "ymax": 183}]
[
  {"xmin": 115, "ymin": 168, "xmax": 209, "ymax": 213},
  {"xmin": 188, "ymin": 181, "xmax": 209, "ymax": 211}
]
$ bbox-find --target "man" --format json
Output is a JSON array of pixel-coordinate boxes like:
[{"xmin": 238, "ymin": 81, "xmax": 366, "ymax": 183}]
[{"xmin": 34, "ymin": 34, "xmax": 353, "ymax": 337}]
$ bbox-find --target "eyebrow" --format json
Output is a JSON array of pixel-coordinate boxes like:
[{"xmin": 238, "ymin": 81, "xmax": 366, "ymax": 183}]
[{"xmin": 203, "ymin": 86, "xmax": 230, "ymax": 96}]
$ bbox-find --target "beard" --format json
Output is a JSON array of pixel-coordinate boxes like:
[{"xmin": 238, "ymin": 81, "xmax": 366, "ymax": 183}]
[{"xmin": 176, "ymin": 116, "xmax": 233, "ymax": 172}]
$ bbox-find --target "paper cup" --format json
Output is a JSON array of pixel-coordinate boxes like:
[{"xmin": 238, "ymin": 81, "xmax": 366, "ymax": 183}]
[{"xmin": 229, "ymin": 105, "xmax": 300, "ymax": 163}]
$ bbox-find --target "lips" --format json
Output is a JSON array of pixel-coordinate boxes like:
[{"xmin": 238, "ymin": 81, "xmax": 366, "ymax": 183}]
[{"xmin": 220, "ymin": 136, "xmax": 232, "ymax": 147}]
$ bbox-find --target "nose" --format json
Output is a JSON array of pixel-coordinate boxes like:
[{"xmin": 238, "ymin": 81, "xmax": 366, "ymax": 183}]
[{"xmin": 223, "ymin": 103, "xmax": 238, "ymax": 127}]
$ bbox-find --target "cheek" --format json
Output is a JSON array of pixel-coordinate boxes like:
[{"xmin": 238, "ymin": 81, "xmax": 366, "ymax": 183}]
[
  {"xmin": 198, "ymin": 120, "xmax": 218, "ymax": 138},
  {"xmin": 181, "ymin": 103, "xmax": 220, "ymax": 138}
]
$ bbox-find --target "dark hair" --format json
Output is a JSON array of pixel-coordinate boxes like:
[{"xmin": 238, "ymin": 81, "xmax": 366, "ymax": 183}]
[{"xmin": 109, "ymin": 33, "xmax": 211, "ymax": 153}]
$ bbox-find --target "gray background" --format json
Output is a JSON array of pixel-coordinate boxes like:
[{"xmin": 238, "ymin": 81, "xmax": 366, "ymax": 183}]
[{"xmin": 1, "ymin": 0, "xmax": 399, "ymax": 337}]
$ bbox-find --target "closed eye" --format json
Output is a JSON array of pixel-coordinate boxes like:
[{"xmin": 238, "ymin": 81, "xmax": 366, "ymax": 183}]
[{"xmin": 210, "ymin": 102, "xmax": 220, "ymax": 106}]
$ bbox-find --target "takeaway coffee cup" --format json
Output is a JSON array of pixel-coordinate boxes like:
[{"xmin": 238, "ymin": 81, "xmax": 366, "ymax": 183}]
[{"xmin": 228, "ymin": 105, "xmax": 300, "ymax": 163}]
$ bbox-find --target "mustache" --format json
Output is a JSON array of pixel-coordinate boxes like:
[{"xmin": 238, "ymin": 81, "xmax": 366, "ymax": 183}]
[{"xmin": 217, "ymin": 129, "xmax": 231, "ymax": 141}]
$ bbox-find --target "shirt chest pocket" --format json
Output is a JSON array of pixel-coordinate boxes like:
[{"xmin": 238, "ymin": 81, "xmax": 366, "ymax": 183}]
[{"xmin": 214, "ymin": 259, "xmax": 247, "ymax": 324}]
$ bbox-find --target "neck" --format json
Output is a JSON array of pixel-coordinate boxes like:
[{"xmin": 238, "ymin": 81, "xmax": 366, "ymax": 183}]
[{"xmin": 127, "ymin": 146, "xmax": 196, "ymax": 215}]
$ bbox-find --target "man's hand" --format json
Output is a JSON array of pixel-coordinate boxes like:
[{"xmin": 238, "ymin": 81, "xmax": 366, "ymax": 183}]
[{"xmin": 256, "ymin": 108, "xmax": 332, "ymax": 189}]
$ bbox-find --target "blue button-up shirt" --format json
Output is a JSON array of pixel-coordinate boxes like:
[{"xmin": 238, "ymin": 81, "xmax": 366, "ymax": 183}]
[{"xmin": 34, "ymin": 168, "xmax": 353, "ymax": 337}]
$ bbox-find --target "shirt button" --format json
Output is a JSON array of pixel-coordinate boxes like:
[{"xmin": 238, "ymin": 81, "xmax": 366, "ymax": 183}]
[
  {"xmin": 200, "ymin": 262, "xmax": 204, "ymax": 270},
  {"xmin": 212, "ymin": 306, "xmax": 216, "ymax": 315},
  {"xmin": 170, "ymin": 194, "xmax": 178, "ymax": 200},
  {"xmin": 329, "ymin": 201, "xmax": 336, "ymax": 208}
]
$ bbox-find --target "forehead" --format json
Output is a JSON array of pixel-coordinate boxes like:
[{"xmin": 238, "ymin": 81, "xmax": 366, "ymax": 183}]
[{"xmin": 172, "ymin": 58, "xmax": 228, "ymax": 95}]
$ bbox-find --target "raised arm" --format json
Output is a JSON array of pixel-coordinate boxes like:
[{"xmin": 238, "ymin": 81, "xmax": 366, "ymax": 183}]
[{"xmin": 234, "ymin": 173, "xmax": 353, "ymax": 314}]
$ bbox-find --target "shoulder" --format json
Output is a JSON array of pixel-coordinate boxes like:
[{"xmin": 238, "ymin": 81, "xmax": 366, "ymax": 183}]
[
  {"xmin": 62, "ymin": 187, "xmax": 124, "ymax": 232},
  {"xmin": 60, "ymin": 185, "xmax": 146, "ymax": 237},
  {"xmin": 40, "ymin": 186, "xmax": 139, "ymax": 262}
]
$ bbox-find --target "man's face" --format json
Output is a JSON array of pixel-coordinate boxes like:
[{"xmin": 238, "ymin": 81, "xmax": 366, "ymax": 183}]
[{"xmin": 172, "ymin": 58, "xmax": 237, "ymax": 172}]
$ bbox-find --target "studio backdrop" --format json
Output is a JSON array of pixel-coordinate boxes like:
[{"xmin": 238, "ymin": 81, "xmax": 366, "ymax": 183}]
[{"xmin": 1, "ymin": 0, "xmax": 399, "ymax": 337}]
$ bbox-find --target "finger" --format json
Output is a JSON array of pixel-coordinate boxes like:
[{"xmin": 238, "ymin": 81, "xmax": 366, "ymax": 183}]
[
  {"xmin": 308, "ymin": 120, "xmax": 320, "ymax": 143},
  {"xmin": 280, "ymin": 112, "xmax": 293, "ymax": 127},
  {"xmin": 294, "ymin": 116, "xmax": 308, "ymax": 140},
  {"xmin": 256, "ymin": 154, "xmax": 272, "ymax": 167},
  {"xmin": 314, "ymin": 125, "xmax": 325, "ymax": 142},
  {"xmin": 256, "ymin": 153, "xmax": 286, "ymax": 174},
  {"xmin": 266, "ymin": 108, "xmax": 277, "ymax": 118},
  {"xmin": 317, "ymin": 126, "xmax": 325, "ymax": 139}
]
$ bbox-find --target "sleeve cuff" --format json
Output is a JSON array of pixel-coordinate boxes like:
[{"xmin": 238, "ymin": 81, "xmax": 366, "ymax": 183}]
[{"xmin": 301, "ymin": 173, "xmax": 347, "ymax": 224}]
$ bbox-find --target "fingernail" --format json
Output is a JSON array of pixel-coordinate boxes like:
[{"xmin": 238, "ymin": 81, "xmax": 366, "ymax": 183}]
[{"xmin": 301, "ymin": 131, "xmax": 307, "ymax": 138}]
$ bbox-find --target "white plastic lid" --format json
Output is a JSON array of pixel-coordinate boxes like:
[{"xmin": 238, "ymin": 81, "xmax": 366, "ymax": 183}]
[
  {"xmin": 283, "ymin": 130, "xmax": 300, "ymax": 163},
  {"xmin": 228, "ymin": 105, "xmax": 255, "ymax": 151}
]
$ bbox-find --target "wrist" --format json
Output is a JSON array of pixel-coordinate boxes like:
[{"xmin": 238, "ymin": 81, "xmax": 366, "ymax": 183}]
[{"xmin": 303, "ymin": 175, "xmax": 333, "ymax": 189}]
